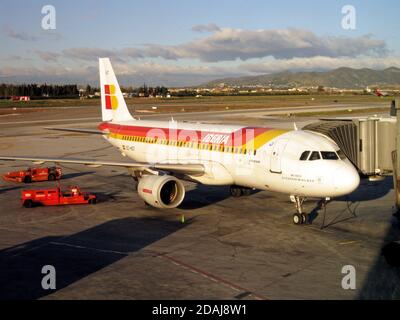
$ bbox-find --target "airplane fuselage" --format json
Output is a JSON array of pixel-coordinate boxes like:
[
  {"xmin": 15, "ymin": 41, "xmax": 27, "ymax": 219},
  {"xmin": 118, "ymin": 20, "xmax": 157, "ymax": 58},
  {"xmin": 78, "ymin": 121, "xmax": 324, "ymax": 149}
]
[{"xmin": 99, "ymin": 119, "xmax": 360, "ymax": 198}]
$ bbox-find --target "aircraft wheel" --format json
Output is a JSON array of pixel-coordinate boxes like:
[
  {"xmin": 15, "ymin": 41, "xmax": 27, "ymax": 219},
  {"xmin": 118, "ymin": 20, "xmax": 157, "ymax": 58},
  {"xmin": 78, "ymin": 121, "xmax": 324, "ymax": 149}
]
[
  {"xmin": 293, "ymin": 213, "xmax": 303, "ymax": 225},
  {"xmin": 241, "ymin": 188, "xmax": 251, "ymax": 196},
  {"xmin": 301, "ymin": 213, "xmax": 307, "ymax": 224},
  {"xmin": 48, "ymin": 174, "xmax": 56, "ymax": 181},
  {"xmin": 23, "ymin": 200, "xmax": 33, "ymax": 208},
  {"xmin": 24, "ymin": 176, "xmax": 32, "ymax": 184},
  {"xmin": 230, "ymin": 186, "xmax": 243, "ymax": 197}
]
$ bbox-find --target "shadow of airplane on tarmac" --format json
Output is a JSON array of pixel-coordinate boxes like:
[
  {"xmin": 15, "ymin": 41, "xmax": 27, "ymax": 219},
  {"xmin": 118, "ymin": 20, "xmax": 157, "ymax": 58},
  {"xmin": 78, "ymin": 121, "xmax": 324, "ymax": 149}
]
[
  {"xmin": 0, "ymin": 217, "xmax": 189, "ymax": 300},
  {"xmin": 60, "ymin": 171, "xmax": 96, "ymax": 181},
  {"xmin": 179, "ymin": 184, "xmax": 259, "ymax": 210}
]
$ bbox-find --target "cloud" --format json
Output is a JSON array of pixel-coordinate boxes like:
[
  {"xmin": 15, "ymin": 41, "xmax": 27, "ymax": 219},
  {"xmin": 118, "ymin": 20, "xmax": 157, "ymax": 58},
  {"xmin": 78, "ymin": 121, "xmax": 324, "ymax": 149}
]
[
  {"xmin": 0, "ymin": 65, "xmax": 98, "ymax": 84},
  {"xmin": 54, "ymin": 27, "xmax": 387, "ymax": 65},
  {"xmin": 241, "ymin": 56, "xmax": 400, "ymax": 74},
  {"xmin": 122, "ymin": 46, "xmax": 180, "ymax": 60},
  {"xmin": 192, "ymin": 23, "xmax": 221, "ymax": 33},
  {"xmin": 3, "ymin": 25, "xmax": 37, "ymax": 41},
  {"xmin": 3, "ymin": 25, "xmax": 64, "ymax": 42},
  {"xmin": 2, "ymin": 55, "xmax": 399, "ymax": 87},
  {"xmin": 0, "ymin": 62, "xmax": 240, "ymax": 86},
  {"xmin": 35, "ymin": 50, "xmax": 61, "ymax": 62},
  {"xmin": 39, "ymin": 31, "xmax": 65, "ymax": 41},
  {"xmin": 109, "ymin": 61, "xmax": 242, "ymax": 86},
  {"xmin": 2, "ymin": 55, "xmax": 32, "ymax": 62},
  {"xmin": 149, "ymin": 28, "xmax": 387, "ymax": 62},
  {"xmin": 0, "ymin": 23, "xmax": 397, "ymax": 87},
  {"xmin": 62, "ymin": 47, "xmax": 125, "ymax": 62}
]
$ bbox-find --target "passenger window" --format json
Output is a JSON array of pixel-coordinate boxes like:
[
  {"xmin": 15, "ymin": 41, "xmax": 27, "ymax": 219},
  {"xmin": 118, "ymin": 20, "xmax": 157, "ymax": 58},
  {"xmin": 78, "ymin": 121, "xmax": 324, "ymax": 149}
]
[
  {"xmin": 309, "ymin": 151, "xmax": 321, "ymax": 161},
  {"xmin": 321, "ymin": 151, "xmax": 339, "ymax": 160},
  {"xmin": 299, "ymin": 151, "xmax": 310, "ymax": 161}
]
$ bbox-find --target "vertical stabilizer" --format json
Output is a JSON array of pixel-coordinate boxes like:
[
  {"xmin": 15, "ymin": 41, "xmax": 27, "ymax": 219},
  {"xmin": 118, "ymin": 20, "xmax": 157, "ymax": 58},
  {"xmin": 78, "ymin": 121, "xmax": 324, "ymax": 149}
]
[{"xmin": 99, "ymin": 58, "xmax": 133, "ymax": 122}]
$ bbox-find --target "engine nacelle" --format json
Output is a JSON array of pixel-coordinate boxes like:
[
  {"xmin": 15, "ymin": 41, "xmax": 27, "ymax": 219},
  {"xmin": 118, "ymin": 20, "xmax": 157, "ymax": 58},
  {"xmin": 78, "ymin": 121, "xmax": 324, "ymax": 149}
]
[{"xmin": 138, "ymin": 175, "xmax": 185, "ymax": 209}]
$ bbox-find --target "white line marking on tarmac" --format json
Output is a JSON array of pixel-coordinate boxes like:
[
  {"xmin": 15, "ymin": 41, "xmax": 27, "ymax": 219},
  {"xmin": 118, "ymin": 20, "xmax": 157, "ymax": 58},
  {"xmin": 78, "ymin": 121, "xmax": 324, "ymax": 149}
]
[
  {"xmin": 50, "ymin": 241, "xmax": 127, "ymax": 255},
  {"xmin": 0, "ymin": 117, "xmax": 100, "ymax": 125},
  {"xmin": 0, "ymin": 104, "xmax": 386, "ymax": 125},
  {"xmin": 0, "ymin": 113, "xmax": 20, "ymax": 117}
]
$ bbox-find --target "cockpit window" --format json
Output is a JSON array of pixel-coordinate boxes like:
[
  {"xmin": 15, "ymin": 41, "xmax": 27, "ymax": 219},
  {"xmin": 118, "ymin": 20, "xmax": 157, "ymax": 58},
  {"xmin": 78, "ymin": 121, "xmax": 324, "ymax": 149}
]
[
  {"xmin": 321, "ymin": 151, "xmax": 339, "ymax": 160},
  {"xmin": 309, "ymin": 151, "xmax": 321, "ymax": 161},
  {"xmin": 336, "ymin": 149, "xmax": 346, "ymax": 160},
  {"xmin": 299, "ymin": 151, "xmax": 310, "ymax": 161}
]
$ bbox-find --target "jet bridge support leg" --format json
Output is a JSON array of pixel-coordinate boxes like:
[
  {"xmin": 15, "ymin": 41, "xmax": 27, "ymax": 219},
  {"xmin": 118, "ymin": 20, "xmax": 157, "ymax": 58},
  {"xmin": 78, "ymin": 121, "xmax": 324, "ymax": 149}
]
[{"xmin": 394, "ymin": 98, "xmax": 400, "ymax": 214}]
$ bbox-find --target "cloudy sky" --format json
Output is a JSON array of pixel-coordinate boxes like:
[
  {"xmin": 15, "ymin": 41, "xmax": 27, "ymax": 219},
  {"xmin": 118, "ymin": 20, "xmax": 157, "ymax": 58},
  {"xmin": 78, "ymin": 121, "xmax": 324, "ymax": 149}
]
[{"xmin": 0, "ymin": 0, "xmax": 399, "ymax": 86}]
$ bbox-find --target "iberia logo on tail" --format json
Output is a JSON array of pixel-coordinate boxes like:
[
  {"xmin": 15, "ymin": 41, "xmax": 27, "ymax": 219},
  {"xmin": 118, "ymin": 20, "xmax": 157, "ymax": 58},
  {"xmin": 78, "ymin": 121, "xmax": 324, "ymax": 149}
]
[{"xmin": 104, "ymin": 84, "xmax": 118, "ymax": 110}]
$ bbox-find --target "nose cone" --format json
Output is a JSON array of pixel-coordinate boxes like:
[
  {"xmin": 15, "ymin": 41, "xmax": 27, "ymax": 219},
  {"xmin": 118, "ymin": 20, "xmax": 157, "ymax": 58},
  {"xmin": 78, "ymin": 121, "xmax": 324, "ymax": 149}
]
[{"xmin": 333, "ymin": 164, "xmax": 360, "ymax": 196}]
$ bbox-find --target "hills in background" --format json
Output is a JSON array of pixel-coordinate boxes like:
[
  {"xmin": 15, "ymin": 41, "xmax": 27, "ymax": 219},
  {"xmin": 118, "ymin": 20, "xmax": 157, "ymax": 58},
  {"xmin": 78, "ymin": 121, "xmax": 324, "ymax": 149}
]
[{"xmin": 202, "ymin": 67, "xmax": 400, "ymax": 89}]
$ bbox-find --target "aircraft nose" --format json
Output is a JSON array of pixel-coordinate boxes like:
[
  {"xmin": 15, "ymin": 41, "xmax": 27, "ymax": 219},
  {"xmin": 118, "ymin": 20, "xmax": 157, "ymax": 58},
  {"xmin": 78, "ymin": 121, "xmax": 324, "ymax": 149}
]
[{"xmin": 333, "ymin": 164, "xmax": 360, "ymax": 195}]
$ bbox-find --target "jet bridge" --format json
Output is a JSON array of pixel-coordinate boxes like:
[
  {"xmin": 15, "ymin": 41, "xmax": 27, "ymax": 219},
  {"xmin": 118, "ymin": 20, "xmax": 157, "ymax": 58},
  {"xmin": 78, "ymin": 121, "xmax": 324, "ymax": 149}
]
[{"xmin": 303, "ymin": 103, "xmax": 397, "ymax": 177}]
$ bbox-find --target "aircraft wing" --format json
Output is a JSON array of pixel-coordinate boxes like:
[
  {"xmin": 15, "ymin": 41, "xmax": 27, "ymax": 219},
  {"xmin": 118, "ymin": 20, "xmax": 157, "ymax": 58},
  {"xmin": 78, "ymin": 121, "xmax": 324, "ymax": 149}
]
[
  {"xmin": 0, "ymin": 156, "xmax": 205, "ymax": 175},
  {"xmin": 44, "ymin": 127, "xmax": 105, "ymax": 135}
]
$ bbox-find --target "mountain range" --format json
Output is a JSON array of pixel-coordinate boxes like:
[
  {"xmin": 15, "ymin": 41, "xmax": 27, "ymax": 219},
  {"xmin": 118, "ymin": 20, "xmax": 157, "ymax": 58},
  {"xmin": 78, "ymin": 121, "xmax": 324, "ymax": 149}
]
[{"xmin": 202, "ymin": 67, "xmax": 400, "ymax": 89}]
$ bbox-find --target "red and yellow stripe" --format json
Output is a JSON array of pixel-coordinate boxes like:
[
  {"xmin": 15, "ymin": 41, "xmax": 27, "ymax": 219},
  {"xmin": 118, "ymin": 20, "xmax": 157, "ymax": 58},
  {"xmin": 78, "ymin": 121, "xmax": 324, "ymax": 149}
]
[{"xmin": 98, "ymin": 122, "xmax": 288, "ymax": 154}]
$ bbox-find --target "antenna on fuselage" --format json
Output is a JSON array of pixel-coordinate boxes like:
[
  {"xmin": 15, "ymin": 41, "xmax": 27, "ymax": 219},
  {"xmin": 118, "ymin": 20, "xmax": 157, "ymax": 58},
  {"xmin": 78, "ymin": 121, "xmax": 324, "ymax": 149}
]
[{"xmin": 293, "ymin": 122, "xmax": 298, "ymax": 131}]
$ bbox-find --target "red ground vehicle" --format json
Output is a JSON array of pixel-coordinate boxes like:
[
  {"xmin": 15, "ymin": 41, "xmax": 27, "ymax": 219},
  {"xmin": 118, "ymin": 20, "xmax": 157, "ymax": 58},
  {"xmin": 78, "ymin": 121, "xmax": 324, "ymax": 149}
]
[
  {"xmin": 3, "ymin": 167, "xmax": 62, "ymax": 183},
  {"xmin": 21, "ymin": 185, "xmax": 97, "ymax": 208}
]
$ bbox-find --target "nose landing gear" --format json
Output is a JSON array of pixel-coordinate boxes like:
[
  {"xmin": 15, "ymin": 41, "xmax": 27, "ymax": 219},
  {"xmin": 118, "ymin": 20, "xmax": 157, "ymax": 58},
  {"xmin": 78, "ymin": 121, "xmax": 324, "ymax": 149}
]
[
  {"xmin": 292, "ymin": 196, "xmax": 307, "ymax": 225},
  {"xmin": 291, "ymin": 196, "xmax": 332, "ymax": 226}
]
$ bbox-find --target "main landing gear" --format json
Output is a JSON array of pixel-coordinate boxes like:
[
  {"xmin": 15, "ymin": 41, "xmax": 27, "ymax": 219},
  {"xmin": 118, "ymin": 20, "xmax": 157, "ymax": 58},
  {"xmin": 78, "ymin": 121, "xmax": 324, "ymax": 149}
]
[
  {"xmin": 292, "ymin": 196, "xmax": 307, "ymax": 225},
  {"xmin": 230, "ymin": 185, "xmax": 252, "ymax": 197}
]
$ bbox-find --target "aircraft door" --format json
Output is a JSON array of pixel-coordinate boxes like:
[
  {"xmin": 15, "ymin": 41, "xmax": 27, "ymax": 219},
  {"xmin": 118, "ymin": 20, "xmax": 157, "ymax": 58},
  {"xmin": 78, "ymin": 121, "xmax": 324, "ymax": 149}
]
[{"xmin": 270, "ymin": 139, "xmax": 288, "ymax": 174}]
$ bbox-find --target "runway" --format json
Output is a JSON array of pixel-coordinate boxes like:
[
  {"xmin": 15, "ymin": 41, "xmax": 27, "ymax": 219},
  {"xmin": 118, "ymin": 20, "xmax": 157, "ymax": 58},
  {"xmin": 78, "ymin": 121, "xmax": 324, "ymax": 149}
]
[{"xmin": 0, "ymin": 101, "xmax": 388, "ymax": 126}]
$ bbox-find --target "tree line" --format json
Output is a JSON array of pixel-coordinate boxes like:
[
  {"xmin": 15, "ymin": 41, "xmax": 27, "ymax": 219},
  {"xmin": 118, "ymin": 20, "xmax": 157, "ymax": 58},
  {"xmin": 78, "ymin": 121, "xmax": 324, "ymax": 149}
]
[
  {"xmin": 0, "ymin": 84, "xmax": 79, "ymax": 99},
  {"xmin": 85, "ymin": 84, "xmax": 170, "ymax": 97},
  {"xmin": 0, "ymin": 83, "xmax": 171, "ymax": 99}
]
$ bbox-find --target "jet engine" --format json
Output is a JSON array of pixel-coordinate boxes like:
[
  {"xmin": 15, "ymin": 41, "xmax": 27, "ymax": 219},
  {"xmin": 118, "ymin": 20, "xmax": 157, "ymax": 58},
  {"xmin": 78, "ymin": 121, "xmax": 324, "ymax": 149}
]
[{"xmin": 138, "ymin": 175, "xmax": 185, "ymax": 209}]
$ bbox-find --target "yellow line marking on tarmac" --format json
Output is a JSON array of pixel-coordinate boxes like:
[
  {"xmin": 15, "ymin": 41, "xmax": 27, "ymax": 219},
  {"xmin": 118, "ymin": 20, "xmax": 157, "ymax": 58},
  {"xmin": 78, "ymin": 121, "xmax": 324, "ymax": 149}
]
[{"xmin": 338, "ymin": 240, "xmax": 358, "ymax": 245}]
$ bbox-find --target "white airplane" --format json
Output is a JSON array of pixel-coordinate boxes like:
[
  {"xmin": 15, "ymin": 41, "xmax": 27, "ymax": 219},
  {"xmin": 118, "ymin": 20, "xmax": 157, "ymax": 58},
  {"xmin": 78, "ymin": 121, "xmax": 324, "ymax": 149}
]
[{"xmin": 0, "ymin": 58, "xmax": 360, "ymax": 225}]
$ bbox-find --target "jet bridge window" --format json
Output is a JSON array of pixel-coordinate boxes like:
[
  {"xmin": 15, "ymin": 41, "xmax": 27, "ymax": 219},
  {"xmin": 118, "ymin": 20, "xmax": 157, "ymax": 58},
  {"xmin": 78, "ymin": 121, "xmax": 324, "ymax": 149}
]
[
  {"xmin": 299, "ymin": 151, "xmax": 310, "ymax": 161},
  {"xmin": 321, "ymin": 151, "xmax": 339, "ymax": 160},
  {"xmin": 309, "ymin": 151, "xmax": 321, "ymax": 161}
]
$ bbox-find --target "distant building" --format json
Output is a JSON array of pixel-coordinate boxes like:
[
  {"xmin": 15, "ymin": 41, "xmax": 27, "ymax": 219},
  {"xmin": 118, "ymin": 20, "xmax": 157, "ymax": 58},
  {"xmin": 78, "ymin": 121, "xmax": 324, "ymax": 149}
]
[{"xmin": 10, "ymin": 96, "xmax": 30, "ymax": 101}]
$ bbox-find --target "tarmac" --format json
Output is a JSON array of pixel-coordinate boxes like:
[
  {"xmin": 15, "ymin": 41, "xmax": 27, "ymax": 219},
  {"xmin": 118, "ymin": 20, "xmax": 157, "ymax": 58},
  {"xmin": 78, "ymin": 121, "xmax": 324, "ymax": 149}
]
[{"xmin": 0, "ymin": 103, "xmax": 399, "ymax": 299}]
